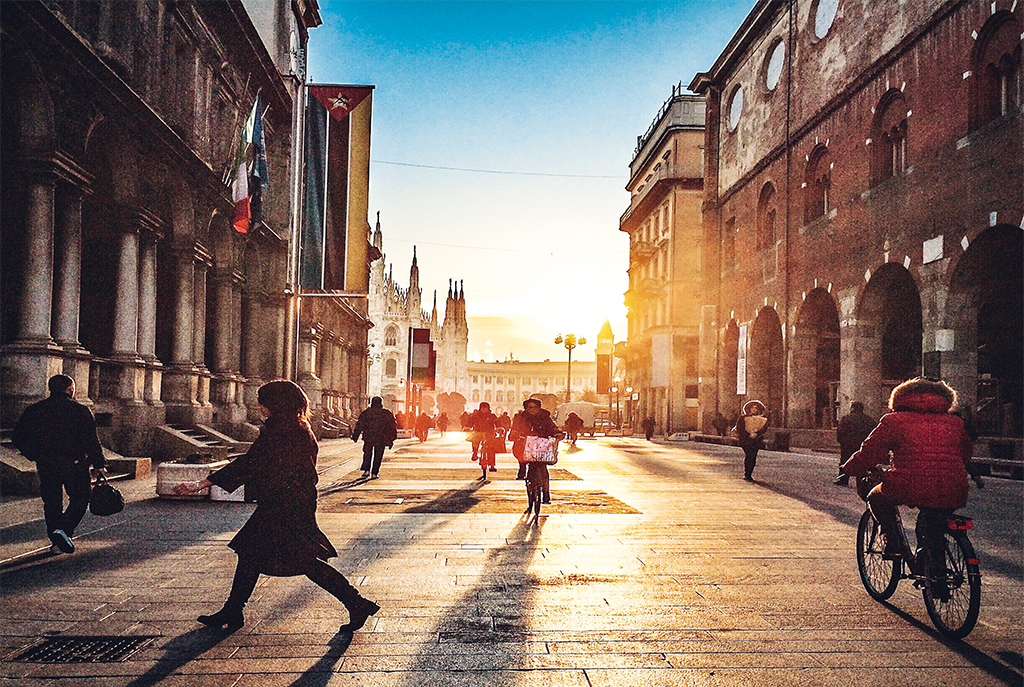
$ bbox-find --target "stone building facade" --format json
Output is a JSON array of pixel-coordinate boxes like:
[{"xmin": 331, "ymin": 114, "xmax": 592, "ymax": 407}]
[
  {"xmin": 690, "ymin": 0, "xmax": 1022, "ymax": 440},
  {"xmin": 367, "ymin": 217, "xmax": 469, "ymax": 413},
  {"xmin": 0, "ymin": 0, "xmax": 326, "ymax": 455},
  {"xmin": 620, "ymin": 86, "xmax": 706, "ymax": 434}
]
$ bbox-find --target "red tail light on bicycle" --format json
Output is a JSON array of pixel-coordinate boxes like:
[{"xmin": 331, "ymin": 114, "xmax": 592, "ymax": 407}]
[{"xmin": 947, "ymin": 518, "xmax": 973, "ymax": 531}]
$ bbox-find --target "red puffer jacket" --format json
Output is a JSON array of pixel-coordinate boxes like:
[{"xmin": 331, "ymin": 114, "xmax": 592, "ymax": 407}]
[{"xmin": 842, "ymin": 387, "xmax": 973, "ymax": 509}]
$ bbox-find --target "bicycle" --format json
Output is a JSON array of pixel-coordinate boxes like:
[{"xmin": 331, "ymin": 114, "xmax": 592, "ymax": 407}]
[{"xmin": 855, "ymin": 469, "xmax": 982, "ymax": 638}]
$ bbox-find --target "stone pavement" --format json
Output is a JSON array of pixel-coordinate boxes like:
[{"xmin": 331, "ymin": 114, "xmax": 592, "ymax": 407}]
[{"xmin": 1, "ymin": 433, "xmax": 1021, "ymax": 686}]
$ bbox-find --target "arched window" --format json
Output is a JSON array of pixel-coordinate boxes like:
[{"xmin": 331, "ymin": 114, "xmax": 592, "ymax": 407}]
[
  {"xmin": 385, "ymin": 358, "xmax": 397, "ymax": 377},
  {"xmin": 484, "ymin": 390, "xmax": 492, "ymax": 402},
  {"xmin": 496, "ymin": 390, "xmax": 504, "ymax": 403},
  {"xmin": 472, "ymin": 389, "xmax": 480, "ymax": 402},
  {"xmin": 870, "ymin": 91, "xmax": 909, "ymax": 185},
  {"xmin": 384, "ymin": 325, "xmax": 400, "ymax": 347},
  {"xmin": 972, "ymin": 13, "xmax": 1022, "ymax": 129},
  {"xmin": 804, "ymin": 145, "xmax": 831, "ymax": 224},
  {"xmin": 756, "ymin": 182, "xmax": 777, "ymax": 248}
]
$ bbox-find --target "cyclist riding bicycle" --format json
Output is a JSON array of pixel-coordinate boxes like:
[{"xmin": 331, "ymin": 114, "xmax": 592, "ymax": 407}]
[{"xmin": 841, "ymin": 377, "xmax": 981, "ymax": 561}]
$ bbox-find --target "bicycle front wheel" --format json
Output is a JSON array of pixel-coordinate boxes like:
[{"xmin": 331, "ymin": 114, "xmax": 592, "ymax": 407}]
[
  {"xmin": 857, "ymin": 509, "xmax": 901, "ymax": 601},
  {"xmin": 922, "ymin": 530, "xmax": 981, "ymax": 639}
]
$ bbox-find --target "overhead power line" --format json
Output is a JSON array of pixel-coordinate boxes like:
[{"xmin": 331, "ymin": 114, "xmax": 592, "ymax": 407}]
[{"xmin": 372, "ymin": 159, "xmax": 621, "ymax": 179}]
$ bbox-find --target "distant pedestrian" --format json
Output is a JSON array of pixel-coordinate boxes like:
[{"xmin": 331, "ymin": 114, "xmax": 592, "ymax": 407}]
[
  {"xmin": 173, "ymin": 380, "xmax": 379, "ymax": 632},
  {"xmin": 352, "ymin": 397, "xmax": 398, "ymax": 478},
  {"xmin": 472, "ymin": 402, "xmax": 500, "ymax": 480},
  {"xmin": 414, "ymin": 412, "xmax": 432, "ymax": 443},
  {"xmin": 498, "ymin": 411, "xmax": 512, "ymax": 436},
  {"xmin": 511, "ymin": 398, "xmax": 561, "ymax": 506},
  {"xmin": 833, "ymin": 401, "xmax": 875, "ymax": 485},
  {"xmin": 734, "ymin": 401, "xmax": 769, "ymax": 481},
  {"xmin": 11, "ymin": 375, "xmax": 105, "ymax": 555},
  {"xmin": 437, "ymin": 413, "xmax": 450, "ymax": 437},
  {"xmin": 642, "ymin": 416, "xmax": 656, "ymax": 441},
  {"xmin": 711, "ymin": 411, "xmax": 729, "ymax": 437},
  {"xmin": 564, "ymin": 412, "xmax": 584, "ymax": 447}
]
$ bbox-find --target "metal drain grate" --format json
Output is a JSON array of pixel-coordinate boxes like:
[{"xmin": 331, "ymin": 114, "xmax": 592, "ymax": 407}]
[{"xmin": 8, "ymin": 636, "xmax": 157, "ymax": 663}]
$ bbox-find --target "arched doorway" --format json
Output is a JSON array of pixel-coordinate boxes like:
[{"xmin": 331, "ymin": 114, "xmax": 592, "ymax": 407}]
[
  {"xmin": 946, "ymin": 225, "xmax": 1023, "ymax": 437},
  {"xmin": 747, "ymin": 307, "xmax": 785, "ymax": 423},
  {"xmin": 854, "ymin": 263, "xmax": 923, "ymax": 415},
  {"xmin": 791, "ymin": 288, "xmax": 841, "ymax": 428}
]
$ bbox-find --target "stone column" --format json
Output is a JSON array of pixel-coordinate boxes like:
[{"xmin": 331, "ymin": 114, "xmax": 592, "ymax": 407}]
[
  {"xmin": 52, "ymin": 184, "xmax": 86, "ymax": 349},
  {"xmin": 137, "ymin": 232, "xmax": 159, "ymax": 361},
  {"xmin": 52, "ymin": 180, "xmax": 93, "ymax": 399},
  {"xmin": 111, "ymin": 221, "xmax": 141, "ymax": 360},
  {"xmin": 137, "ymin": 222, "xmax": 163, "ymax": 406},
  {"xmin": 192, "ymin": 251, "xmax": 212, "ymax": 412},
  {"xmin": 20, "ymin": 179, "xmax": 57, "ymax": 346},
  {"xmin": 210, "ymin": 267, "xmax": 234, "ymax": 374}
]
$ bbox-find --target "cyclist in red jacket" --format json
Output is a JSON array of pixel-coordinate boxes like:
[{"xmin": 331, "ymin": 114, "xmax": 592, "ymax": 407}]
[{"xmin": 841, "ymin": 378, "xmax": 981, "ymax": 558}]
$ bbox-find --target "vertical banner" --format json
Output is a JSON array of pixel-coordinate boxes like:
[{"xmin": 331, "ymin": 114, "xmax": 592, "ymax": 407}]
[
  {"xmin": 409, "ymin": 328, "xmax": 434, "ymax": 388},
  {"xmin": 299, "ymin": 95, "xmax": 328, "ymax": 288},
  {"xmin": 651, "ymin": 333, "xmax": 671, "ymax": 388},
  {"xmin": 300, "ymin": 85, "xmax": 374, "ymax": 291},
  {"xmin": 737, "ymin": 323, "xmax": 748, "ymax": 395}
]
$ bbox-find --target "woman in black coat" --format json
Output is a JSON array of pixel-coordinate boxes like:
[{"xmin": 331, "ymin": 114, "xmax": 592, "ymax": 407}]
[{"xmin": 174, "ymin": 380, "xmax": 379, "ymax": 631}]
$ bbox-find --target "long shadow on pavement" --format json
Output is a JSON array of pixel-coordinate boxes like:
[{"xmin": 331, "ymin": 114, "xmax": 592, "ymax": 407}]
[
  {"xmin": 397, "ymin": 515, "xmax": 547, "ymax": 685},
  {"xmin": 878, "ymin": 600, "xmax": 1024, "ymax": 686},
  {"xmin": 124, "ymin": 626, "xmax": 235, "ymax": 687}
]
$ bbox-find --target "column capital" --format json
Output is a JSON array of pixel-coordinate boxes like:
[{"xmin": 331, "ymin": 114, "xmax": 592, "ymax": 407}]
[
  {"xmin": 193, "ymin": 240, "xmax": 214, "ymax": 268},
  {"xmin": 18, "ymin": 151, "xmax": 94, "ymax": 190}
]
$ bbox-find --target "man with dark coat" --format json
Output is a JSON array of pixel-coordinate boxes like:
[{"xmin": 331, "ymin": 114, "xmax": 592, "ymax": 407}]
[
  {"xmin": 833, "ymin": 401, "xmax": 876, "ymax": 485},
  {"xmin": 352, "ymin": 397, "xmax": 398, "ymax": 478},
  {"xmin": 11, "ymin": 375, "xmax": 105, "ymax": 554}
]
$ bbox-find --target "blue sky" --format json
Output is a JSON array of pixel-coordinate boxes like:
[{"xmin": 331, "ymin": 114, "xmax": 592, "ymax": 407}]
[{"xmin": 308, "ymin": 0, "xmax": 755, "ymax": 363}]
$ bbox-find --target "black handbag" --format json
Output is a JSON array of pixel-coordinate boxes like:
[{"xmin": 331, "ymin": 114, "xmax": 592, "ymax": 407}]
[{"xmin": 90, "ymin": 473, "xmax": 125, "ymax": 516}]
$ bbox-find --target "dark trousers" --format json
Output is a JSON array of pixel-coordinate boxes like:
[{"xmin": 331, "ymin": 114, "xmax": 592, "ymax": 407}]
[
  {"xmin": 224, "ymin": 556, "xmax": 362, "ymax": 612},
  {"xmin": 742, "ymin": 445, "xmax": 760, "ymax": 478},
  {"xmin": 38, "ymin": 462, "xmax": 92, "ymax": 538},
  {"xmin": 360, "ymin": 443, "xmax": 386, "ymax": 475}
]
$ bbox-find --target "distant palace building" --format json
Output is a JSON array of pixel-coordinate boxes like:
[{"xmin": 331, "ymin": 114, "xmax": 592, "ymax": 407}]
[
  {"xmin": 689, "ymin": 0, "xmax": 1022, "ymax": 442},
  {"xmin": 466, "ymin": 359, "xmax": 599, "ymax": 416},
  {"xmin": 367, "ymin": 216, "xmax": 469, "ymax": 412}
]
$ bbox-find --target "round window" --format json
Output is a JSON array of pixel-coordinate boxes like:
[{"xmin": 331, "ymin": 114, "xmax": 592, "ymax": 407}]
[
  {"xmin": 814, "ymin": 0, "xmax": 840, "ymax": 39},
  {"xmin": 764, "ymin": 40, "xmax": 786, "ymax": 91},
  {"xmin": 728, "ymin": 85, "xmax": 744, "ymax": 130}
]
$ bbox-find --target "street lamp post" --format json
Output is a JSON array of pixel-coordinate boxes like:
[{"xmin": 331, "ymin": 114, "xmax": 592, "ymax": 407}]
[
  {"xmin": 554, "ymin": 333, "xmax": 586, "ymax": 403},
  {"xmin": 612, "ymin": 376, "xmax": 621, "ymax": 428}
]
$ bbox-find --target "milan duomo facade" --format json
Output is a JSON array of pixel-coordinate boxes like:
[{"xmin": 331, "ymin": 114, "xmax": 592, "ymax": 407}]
[{"xmin": 367, "ymin": 217, "xmax": 469, "ymax": 412}]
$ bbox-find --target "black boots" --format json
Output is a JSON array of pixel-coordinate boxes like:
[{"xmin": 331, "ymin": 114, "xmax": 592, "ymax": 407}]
[
  {"xmin": 341, "ymin": 597, "xmax": 380, "ymax": 632},
  {"xmin": 197, "ymin": 606, "xmax": 244, "ymax": 631}
]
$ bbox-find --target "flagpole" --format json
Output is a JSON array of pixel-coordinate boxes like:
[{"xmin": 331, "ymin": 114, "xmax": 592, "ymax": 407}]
[{"xmin": 286, "ymin": 81, "xmax": 307, "ymax": 381}]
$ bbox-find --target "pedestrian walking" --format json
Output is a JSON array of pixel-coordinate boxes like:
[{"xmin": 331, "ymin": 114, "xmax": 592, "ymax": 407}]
[
  {"xmin": 734, "ymin": 400, "xmax": 769, "ymax": 481},
  {"xmin": 641, "ymin": 416, "xmax": 656, "ymax": 441},
  {"xmin": 471, "ymin": 402, "xmax": 500, "ymax": 480},
  {"xmin": 833, "ymin": 401, "xmax": 875, "ymax": 485},
  {"xmin": 436, "ymin": 412, "xmax": 450, "ymax": 437},
  {"xmin": 352, "ymin": 396, "xmax": 398, "ymax": 478},
  {"xmin": 173, "ymin": 380, "xmax": 379, "ymax": 632},
  {"xmin": 564, "ymin": 412, "xmax": 584, "ymax": 447},
  {"xmin": 511, "ymin": 398, "xmax": 561, "ymax": 505},
  {"xmin": 414, "ymin": 412, "xmax": 432, "ymax": 443},
  {"xmin": 11, "ymin": 375, "xmax": 105, "ymax": 555}
]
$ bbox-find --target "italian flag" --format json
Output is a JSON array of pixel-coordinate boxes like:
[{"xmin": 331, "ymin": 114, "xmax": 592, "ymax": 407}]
[{"xmin": 230, "ymin": 100, "xmax": 259, "ymax": 234}]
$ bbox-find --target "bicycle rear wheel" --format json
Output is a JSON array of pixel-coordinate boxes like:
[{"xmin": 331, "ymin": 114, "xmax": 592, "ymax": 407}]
[
  {"xmin": 922, "ymin": 530, "xmax": 981, "ymax": 639},
  {"xmin": 857, "ymin": 509, "xmax": 901, "ymax": 600}
]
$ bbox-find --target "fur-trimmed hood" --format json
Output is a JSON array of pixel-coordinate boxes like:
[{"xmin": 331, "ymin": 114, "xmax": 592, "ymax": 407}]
[{"xmin": 889, "ymin": 377, "xmax": 956, "ymax": 413}]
